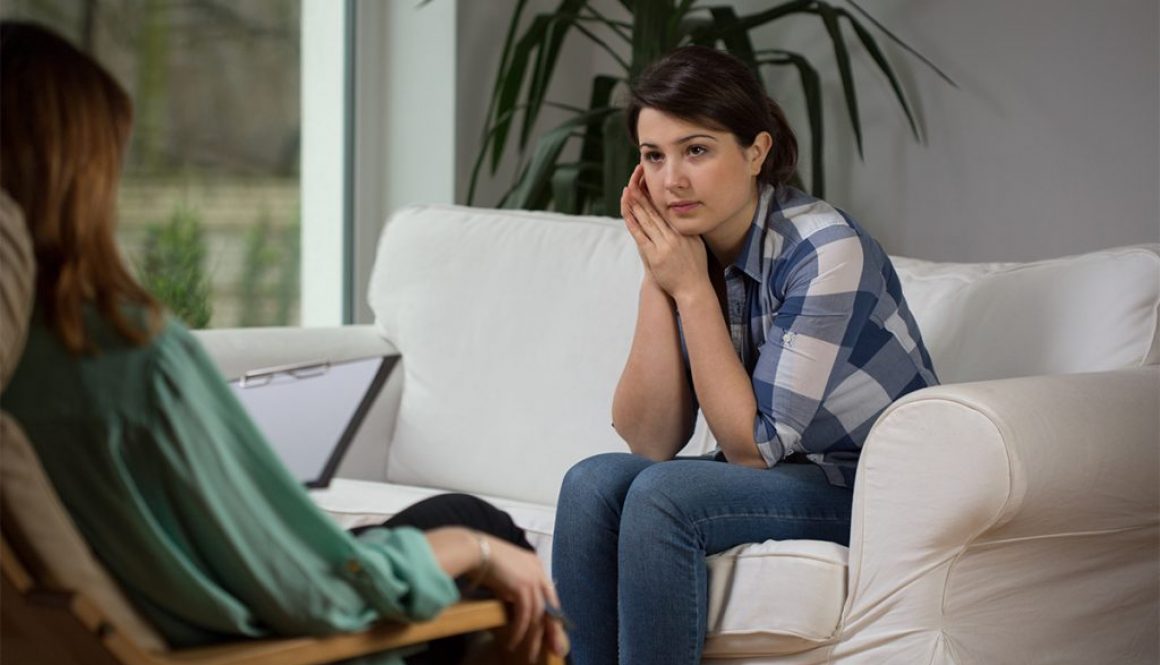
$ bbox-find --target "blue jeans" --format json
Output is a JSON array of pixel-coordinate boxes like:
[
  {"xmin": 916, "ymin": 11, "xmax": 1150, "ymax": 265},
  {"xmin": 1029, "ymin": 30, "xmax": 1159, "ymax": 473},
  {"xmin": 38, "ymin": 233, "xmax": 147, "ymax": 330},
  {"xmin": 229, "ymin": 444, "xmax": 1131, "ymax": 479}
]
[{"xmin": 552, "ymin": 453, "xmax": 853, "ymax": 665}]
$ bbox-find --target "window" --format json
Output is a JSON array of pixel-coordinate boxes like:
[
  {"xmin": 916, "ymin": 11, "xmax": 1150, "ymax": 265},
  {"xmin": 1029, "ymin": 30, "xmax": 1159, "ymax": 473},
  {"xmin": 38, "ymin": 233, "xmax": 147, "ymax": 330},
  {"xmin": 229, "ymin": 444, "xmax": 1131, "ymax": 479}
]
[{"xmin": 3, "ymin": 0, "xmax": 319, "ymax": 328}]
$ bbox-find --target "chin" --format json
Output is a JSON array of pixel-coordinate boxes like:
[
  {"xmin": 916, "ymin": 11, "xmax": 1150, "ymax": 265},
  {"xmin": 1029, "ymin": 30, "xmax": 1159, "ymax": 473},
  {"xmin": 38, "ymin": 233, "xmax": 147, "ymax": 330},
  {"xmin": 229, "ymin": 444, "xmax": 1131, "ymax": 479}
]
[{"xmin": 667, "ymin": 213, "xmax": 716, "ymax": 237}]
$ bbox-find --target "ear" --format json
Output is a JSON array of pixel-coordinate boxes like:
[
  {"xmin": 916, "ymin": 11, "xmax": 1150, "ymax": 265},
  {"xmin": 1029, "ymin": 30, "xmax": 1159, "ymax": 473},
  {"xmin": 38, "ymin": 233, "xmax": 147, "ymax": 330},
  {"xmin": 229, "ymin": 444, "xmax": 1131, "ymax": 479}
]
[{"xmin": 747, "ymin": 131, "xmax": 773, "ymax": 176}]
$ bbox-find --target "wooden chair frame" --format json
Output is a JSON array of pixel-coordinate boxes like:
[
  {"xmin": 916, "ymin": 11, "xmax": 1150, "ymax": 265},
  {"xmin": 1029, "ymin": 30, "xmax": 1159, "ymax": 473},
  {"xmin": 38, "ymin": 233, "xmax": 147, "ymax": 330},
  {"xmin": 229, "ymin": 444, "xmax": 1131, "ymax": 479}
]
[{"xmin": 2, "ymin": 535, "xmax": 563, "ymax": 665}]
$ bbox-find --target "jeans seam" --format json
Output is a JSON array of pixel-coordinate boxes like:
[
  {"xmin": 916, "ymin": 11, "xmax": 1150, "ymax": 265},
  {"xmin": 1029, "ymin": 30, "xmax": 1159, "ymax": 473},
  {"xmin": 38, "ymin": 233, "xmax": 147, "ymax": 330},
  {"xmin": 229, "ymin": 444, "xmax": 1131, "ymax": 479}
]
[
  {"xmin": 687, "ymin": 528, "xmax": 701, "ymax": 665},
  {"xmin": 691, "ymin": 513, "xmax": 851, "ymax": 527}
]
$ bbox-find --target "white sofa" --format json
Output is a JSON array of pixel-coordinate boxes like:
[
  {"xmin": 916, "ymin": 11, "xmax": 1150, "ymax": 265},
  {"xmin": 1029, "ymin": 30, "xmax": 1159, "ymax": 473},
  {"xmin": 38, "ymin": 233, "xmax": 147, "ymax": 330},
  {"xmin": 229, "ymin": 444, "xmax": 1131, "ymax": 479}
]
[{"xmin": 196, "ymin": 204, "xmax": 1160, "ymax": 664}]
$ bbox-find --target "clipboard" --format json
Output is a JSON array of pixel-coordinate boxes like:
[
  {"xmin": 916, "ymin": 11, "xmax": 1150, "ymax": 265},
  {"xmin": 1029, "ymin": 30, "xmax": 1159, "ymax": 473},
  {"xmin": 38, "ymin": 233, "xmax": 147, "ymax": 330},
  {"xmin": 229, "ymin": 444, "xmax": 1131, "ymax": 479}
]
[{"xmin": 229, "ymin": 355, "xmax": 399, "ymax": 488}]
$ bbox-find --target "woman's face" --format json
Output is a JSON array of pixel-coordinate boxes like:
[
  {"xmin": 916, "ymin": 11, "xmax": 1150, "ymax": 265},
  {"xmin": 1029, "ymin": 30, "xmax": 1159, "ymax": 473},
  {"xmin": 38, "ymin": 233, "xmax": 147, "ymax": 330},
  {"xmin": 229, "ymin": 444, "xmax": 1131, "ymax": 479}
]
[{"xmin": 636, "ymin": 108, "xmax": 770, "ymax": 243}]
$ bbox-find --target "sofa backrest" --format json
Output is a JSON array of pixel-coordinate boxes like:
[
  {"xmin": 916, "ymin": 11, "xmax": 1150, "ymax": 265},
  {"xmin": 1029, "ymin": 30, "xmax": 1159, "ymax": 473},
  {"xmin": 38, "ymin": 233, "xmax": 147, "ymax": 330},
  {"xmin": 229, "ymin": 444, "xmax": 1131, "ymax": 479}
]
[
  {"xmin": 369, "ymin": 204, "xmax": 1160, "ymax": 504},
  {"xmin": 893, "ymin": 245, "xmax": 1160, "ymax": 384},
  {"xmin": 369, "ymin": 205, "xmax": 646, "ymax": 505}
]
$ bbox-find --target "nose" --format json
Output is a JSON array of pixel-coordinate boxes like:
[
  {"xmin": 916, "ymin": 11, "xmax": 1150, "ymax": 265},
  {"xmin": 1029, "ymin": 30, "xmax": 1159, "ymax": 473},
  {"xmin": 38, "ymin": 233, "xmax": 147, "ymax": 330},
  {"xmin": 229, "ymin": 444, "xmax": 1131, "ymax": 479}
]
[{"xmin": 663, "ymin": 160, "xmax": 689, "ymax": 191}]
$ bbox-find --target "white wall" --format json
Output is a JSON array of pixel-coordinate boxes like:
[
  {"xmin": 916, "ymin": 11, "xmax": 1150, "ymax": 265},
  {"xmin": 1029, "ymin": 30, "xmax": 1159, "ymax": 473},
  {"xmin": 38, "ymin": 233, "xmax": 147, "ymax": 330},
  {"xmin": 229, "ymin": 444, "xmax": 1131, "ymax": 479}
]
[
  {"xmin": 352, "ymin": 0, "xmax": 457, "ymax": 323},
  {"xmin": 301, "ymin": 0, "xmax": 347, "ymax": 326},
  {"xmin": 454, "ymin": 0, "xmax": 1159, "ymax": 263}
]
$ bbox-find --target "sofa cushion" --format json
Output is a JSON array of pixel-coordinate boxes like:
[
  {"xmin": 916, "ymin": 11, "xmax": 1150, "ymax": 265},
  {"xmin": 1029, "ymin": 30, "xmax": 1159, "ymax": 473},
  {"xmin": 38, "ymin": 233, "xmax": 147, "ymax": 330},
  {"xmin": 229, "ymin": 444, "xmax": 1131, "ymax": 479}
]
[
  {"xmin": 893, "ymin": 244, "xmax": 1160, "ymax": 383},
  {"xmin": 368, "ymin": 204, "xmax": 650, "ymax": 506},
  {"xmin": 703, "ymin": 539, "xmax": 848, "ymax": 657},
  {"xmin": 313, "ymin": 479, "xmax": 850, "ymax": 657}
]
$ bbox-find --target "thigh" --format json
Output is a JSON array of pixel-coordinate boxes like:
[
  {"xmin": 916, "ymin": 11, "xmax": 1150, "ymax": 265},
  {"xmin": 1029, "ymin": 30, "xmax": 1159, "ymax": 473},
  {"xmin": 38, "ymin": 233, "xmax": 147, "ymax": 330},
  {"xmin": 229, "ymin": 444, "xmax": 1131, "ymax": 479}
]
[{"xmin": 625, "ymin": 459, "xmax": 854, "ymax": 551}]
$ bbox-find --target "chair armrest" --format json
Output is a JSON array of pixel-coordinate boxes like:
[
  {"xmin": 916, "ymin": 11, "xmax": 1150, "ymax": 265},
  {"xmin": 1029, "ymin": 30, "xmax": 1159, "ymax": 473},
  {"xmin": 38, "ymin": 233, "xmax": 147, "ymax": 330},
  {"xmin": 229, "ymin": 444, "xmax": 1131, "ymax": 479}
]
[
  {"xmin": 192, "ymin": 326, "xmax": 402, "ymax": 483},
  {"xmin": 157, "ymin": 600, "xmax": 523, "ymax": 665},
  {"xmin": 839, "ymin": 367, "xmax": 1159, "ymax": 661}
]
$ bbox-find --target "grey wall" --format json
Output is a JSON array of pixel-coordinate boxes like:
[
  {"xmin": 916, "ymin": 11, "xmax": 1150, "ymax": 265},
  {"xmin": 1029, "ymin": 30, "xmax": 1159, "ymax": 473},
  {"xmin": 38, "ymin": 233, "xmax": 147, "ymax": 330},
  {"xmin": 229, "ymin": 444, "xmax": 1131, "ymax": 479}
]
[{"xmin": 455, "ymin": 0, "xmax": 1159, "ymax": 263}]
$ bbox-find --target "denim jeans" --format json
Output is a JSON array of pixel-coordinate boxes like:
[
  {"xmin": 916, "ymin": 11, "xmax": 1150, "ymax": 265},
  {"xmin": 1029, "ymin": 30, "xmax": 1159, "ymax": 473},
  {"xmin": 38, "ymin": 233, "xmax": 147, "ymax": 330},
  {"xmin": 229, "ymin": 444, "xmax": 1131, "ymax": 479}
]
[{"xmin": 552, "ymin": 452, "xmax": 853, "ymax": 665}]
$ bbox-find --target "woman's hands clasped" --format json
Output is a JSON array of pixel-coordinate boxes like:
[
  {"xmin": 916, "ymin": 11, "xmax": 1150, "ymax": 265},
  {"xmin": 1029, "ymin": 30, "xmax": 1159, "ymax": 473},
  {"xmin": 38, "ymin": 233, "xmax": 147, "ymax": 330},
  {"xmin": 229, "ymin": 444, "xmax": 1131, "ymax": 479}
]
[{"xmin": 621, "ymin": 165, "xmax": 710, "ymax": 302}]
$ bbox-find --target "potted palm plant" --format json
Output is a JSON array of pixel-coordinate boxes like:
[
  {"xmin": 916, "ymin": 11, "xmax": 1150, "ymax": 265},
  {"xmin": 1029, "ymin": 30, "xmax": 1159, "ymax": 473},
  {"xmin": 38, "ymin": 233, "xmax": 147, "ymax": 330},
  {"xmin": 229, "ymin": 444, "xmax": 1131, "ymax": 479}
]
[{"xmin": 468, "ymin": 0, "xmax": 954, "ymax": 214}]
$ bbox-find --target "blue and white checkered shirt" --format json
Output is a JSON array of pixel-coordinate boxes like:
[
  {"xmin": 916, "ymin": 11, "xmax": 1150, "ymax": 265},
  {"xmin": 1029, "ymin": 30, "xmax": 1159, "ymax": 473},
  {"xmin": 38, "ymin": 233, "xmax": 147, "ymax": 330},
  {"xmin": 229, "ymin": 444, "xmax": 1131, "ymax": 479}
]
[{"xmin": 685, "ymin": 185, "xmax": 938, "ymax": 486}]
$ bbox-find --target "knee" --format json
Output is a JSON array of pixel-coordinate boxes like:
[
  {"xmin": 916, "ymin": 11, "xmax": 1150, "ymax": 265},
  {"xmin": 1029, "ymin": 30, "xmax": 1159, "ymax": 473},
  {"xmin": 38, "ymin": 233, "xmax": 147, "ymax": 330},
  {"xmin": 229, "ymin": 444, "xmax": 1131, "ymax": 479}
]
[
  {"xmin": 622, "ymin": 462, "xmax": 696, "ymax": 526},
  {"xmin": 556, "ymin": 453, "xmax": 647, "ymax": 515}
]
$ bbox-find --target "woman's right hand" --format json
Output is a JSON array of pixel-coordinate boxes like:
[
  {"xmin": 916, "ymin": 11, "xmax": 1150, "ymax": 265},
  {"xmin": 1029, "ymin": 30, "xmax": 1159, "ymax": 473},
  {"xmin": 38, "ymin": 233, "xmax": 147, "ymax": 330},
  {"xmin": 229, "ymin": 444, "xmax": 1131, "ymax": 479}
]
[
  {"xmin": 621, "ymin": 164, "xmax": 651, "ymax": 268},
  {"xmin": 473, "ymin": 534, "xmax": 569, "ymax": 663},
  {"xmin": 621, "ymin": 164, "xmax": 710, "ymax": 303},
  {"xmin": 425, "ymin": 528, "xmax": 569, "ymax": 662}
]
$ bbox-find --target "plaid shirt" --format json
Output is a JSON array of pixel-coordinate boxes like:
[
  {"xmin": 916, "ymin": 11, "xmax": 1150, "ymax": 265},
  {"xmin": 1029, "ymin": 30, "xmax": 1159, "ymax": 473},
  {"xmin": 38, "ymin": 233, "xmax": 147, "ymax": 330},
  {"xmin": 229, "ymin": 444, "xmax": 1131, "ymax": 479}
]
[{"xmin": 685, "ymin": 185, "xmax": 938, "ymax": 486}]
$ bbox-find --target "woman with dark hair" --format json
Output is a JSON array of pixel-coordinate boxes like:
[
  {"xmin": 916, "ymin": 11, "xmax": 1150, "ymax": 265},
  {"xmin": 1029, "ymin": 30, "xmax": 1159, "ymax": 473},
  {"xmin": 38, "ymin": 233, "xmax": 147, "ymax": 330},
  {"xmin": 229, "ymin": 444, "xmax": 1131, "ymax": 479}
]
[
  {"xmin": 0, "ymin": 21, "xmax": 567, "ymax": 664},
  {"xmin": 552, "ymin": 45, "xmax": 938, "ymax": 664}
]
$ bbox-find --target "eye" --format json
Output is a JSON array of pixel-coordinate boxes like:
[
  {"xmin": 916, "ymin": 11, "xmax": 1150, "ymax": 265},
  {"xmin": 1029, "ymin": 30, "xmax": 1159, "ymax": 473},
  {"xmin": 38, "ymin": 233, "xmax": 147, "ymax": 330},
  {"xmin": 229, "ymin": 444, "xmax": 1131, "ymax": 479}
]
[
  {"xmin": 642, "ymin": 150, "xmax": 663, "ymax": 163},
  {"xmin": 687, "ymin": 144, "xmax": 709, "ymax": 157}
]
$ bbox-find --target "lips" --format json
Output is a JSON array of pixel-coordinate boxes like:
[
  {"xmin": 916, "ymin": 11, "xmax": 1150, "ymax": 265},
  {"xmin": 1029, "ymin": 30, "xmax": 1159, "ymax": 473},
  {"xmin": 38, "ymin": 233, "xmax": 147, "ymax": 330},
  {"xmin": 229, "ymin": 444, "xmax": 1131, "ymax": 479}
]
[{"xmin": 668, "ymin": 200, "xmax": 701, "ymax": 214}]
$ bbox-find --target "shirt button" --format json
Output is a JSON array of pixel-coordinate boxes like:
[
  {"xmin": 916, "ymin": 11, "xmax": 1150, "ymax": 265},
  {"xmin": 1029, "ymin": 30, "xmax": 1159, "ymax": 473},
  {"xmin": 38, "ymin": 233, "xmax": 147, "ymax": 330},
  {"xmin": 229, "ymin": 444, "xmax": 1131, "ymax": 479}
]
[{"xmin": 345, "ymin": 559, "xmax": 363, "ymax": 574}]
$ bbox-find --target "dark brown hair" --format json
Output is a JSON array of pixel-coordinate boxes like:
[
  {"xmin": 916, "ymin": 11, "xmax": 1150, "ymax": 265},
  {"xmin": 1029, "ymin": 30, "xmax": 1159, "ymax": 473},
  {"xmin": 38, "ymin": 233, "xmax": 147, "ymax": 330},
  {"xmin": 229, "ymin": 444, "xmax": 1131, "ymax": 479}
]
[
  {"xmin": 626, "ymin": 45, "xmax": 798, "ymax": 188},
  {"xmin": 0, "ymin": 21, "xmax": 160, "ymax": 354}
]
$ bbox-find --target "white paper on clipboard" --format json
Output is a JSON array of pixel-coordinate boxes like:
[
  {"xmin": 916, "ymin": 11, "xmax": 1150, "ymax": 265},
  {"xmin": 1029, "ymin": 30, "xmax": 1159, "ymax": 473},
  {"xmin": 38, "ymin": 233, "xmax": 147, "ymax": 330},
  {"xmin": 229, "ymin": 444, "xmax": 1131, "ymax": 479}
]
[{"xmin": 228, "ymin": 355, "xmax": 397, "ymax": 488}]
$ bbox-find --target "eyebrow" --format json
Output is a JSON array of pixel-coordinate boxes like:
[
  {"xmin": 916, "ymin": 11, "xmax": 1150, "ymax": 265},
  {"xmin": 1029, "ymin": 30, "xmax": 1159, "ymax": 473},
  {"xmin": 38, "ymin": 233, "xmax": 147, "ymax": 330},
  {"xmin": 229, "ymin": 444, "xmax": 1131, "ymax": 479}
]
[{"xmin": 638, "ymin": 134, "xmax": 719, "ymax": 149}]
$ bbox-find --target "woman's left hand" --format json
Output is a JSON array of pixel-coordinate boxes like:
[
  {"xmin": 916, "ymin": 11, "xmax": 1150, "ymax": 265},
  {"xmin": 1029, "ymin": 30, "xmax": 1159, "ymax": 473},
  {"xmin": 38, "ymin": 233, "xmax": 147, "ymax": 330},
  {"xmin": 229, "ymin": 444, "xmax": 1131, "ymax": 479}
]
[{"xmin": 623, "ymin": 175, "xmax": 710, "ymax": 302}]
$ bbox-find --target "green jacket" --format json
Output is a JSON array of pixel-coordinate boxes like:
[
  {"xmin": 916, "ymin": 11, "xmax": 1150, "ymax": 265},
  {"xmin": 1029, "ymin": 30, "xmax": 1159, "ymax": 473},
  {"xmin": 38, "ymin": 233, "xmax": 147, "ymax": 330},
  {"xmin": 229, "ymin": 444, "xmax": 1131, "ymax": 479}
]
[{"xmin": 4, "ymin": 309, "xmax": 458, "ymax": 661}]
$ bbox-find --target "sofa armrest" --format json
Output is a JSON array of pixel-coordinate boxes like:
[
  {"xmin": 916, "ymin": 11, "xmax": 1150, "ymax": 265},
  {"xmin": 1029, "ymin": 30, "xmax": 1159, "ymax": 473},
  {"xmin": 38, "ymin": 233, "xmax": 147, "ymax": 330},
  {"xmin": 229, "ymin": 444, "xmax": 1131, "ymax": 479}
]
[
  {"xmin": 192, "ymin": 326, "xmax": 402, "ymax": 483},
  {"xmin": 838, "ymin": 366, "xmax": 1159, "ymax": 662},
  {"xmin": 193, "ymin": 325, "xmax": 397, "ymax": 380}
]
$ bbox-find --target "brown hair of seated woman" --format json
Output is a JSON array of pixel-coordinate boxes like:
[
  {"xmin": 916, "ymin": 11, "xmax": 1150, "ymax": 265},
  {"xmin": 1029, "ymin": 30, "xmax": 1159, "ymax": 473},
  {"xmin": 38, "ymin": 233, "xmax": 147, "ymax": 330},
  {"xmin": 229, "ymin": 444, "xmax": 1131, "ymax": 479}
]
[{"xmin": 0, "ymin": 21, "xmax": 161, "ymax": 354}]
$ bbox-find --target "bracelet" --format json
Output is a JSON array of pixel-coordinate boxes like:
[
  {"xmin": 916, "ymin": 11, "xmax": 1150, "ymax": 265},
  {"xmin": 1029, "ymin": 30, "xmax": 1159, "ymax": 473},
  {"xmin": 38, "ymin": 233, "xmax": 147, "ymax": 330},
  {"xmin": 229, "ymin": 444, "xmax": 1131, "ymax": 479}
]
[{"xmin": 467, "ymin": 533, "xmax": 492, "ymax": 592}]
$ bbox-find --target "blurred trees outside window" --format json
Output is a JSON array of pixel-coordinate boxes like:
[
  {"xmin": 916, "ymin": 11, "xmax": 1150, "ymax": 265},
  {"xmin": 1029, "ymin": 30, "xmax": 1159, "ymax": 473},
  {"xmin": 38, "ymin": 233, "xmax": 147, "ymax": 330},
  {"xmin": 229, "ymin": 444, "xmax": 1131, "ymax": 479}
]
[{"xmin": 2, "ymin": 0, "xmax": 303, "ymax": 328}]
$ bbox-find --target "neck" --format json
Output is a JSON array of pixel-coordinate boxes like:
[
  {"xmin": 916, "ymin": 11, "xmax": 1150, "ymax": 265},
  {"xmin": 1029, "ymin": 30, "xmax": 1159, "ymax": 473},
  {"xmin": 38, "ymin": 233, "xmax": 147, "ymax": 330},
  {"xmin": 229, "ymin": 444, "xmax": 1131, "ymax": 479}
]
[{"xmin": 703, "ymin": 184, "xmax": 760, "ymax": 267}]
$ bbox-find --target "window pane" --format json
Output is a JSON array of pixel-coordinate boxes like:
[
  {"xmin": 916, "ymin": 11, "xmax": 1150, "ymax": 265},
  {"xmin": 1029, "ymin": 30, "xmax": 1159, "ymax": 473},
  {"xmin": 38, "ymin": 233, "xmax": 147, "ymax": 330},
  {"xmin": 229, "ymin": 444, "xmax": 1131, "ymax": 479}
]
[{"xmin": 2, "ymin": 0, "xmax": 302, "ymax": 328}]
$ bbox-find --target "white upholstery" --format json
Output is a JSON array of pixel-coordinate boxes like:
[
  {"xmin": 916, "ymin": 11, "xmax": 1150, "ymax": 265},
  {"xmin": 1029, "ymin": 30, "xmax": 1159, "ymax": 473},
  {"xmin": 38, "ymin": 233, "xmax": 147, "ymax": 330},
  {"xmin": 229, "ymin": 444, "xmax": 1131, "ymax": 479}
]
[
  {"xmin": 704, "ymin": 540, "xmax": 848, "ymax": 658},
  {"xmin": 196, "ymin": 202, "xmax": 1160, "ymax": 664},
  {"xmin": 368, "ymin": 205, "xmax": 649, "ymax": 505},
  {"xmin": 892, "ymin": 247, "xmax": 1160, "ymax": 383},
  {"xmin": 827, "ymin": 367, "xmax": 1159, "ymax": 665}
]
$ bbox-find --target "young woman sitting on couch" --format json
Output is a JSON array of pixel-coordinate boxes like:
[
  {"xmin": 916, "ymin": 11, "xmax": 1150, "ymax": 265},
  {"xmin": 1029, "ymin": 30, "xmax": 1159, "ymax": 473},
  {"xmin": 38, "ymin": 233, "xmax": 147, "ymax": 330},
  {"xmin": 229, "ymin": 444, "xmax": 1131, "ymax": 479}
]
[
  {"xmin": 552, "ymin": 45, "xmax": 939, "ymax": 665},
  {"xmin": 0, "ymin": 20, "xmax": 566, "ymax": 665}
]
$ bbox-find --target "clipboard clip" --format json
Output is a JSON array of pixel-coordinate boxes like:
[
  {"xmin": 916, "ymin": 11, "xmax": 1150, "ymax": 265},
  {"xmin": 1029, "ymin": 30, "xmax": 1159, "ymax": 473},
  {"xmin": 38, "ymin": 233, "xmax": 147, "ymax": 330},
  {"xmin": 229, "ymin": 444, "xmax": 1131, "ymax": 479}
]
[{"xmin": 240, "ymin": 359, "xmax": 330, "ymax": 388}]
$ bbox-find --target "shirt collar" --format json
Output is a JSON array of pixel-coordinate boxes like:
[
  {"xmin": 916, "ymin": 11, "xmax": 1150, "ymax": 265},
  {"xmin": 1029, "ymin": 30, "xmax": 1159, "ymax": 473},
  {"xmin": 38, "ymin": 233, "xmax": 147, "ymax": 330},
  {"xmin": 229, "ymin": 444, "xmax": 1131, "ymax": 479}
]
[{"xmin": 731, "ymin": 184, "xmax": 776, "ymax": 281}]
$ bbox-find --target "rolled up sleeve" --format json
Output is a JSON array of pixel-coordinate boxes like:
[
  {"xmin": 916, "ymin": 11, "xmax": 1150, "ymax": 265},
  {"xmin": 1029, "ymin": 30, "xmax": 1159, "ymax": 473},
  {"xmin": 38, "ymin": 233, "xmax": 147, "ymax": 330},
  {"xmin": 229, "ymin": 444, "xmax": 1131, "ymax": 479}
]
[{"xmin": 750, "ymin": 229, "xmax": 870, "ymax": 467}]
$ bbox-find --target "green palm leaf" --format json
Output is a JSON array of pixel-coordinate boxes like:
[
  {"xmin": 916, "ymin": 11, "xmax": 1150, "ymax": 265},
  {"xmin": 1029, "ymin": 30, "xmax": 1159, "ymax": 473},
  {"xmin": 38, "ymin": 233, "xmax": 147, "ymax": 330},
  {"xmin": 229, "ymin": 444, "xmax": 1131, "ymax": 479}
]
[
  {"xmin": 813, "ymin": 1, "xmax": 863, "ymax": 158},
  {"xmin": 578, "ymin": 75, "xmax": 622, "ymax": 212},
  {"xmin": 835, "ymin": 6, "xmax": 919, "ymax": 140},
  {"xmin": 521, "ymin": 0, "xmax": 588, "ymax": 150},
  {"xmin": 845, "ymin": 0, "xmax": 958, "ymax": 88},
  {"xmin": 489, "ymin": 13, "xmax": 550, "ymax": 173},
  {"xmin": 506, "ymin": 107, "xmax": 618, "ymax": 210},
  {"xmin": 602, "ymin": 111, "xmax": 635, "ymax": 215}
]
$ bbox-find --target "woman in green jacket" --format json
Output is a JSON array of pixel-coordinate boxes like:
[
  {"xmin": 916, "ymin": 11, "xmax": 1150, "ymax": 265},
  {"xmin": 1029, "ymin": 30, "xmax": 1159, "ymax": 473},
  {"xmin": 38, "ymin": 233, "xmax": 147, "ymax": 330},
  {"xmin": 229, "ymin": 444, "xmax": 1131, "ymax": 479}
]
[{"xmin": 0, "ymin": 20, "xmax": 566, "ymax": 665}]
